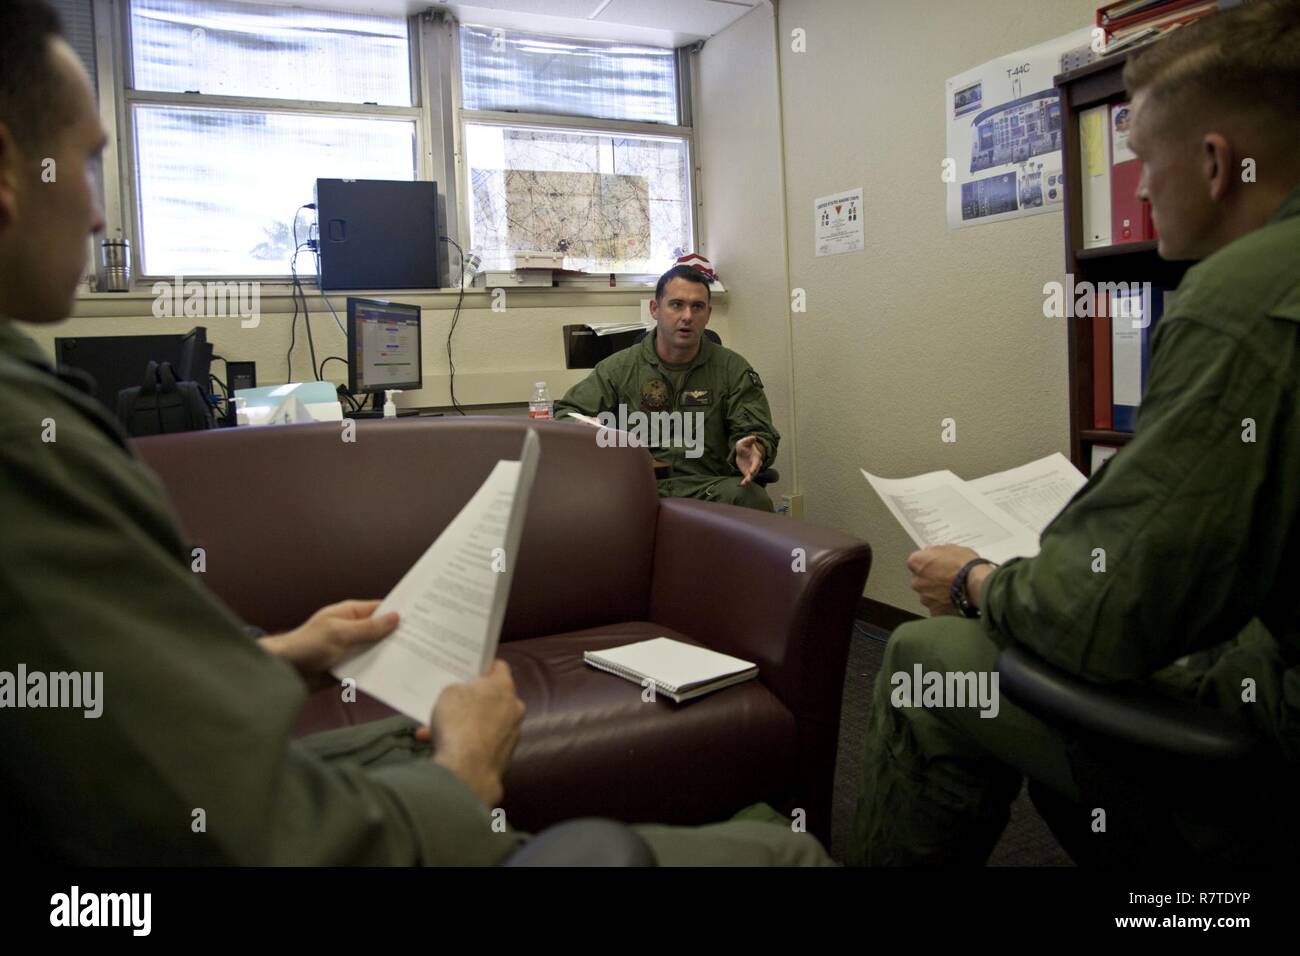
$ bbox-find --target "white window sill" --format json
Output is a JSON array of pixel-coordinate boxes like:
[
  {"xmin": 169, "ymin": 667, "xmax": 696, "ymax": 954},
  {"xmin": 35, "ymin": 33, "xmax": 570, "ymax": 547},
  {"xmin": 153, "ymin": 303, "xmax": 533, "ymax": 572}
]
[{"xmin": 70, "ymin": 282, "xmax": 722, "ymax": 318}]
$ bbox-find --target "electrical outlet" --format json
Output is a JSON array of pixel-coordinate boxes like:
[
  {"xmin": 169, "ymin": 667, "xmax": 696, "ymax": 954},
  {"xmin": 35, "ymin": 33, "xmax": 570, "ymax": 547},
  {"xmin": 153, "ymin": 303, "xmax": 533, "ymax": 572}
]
[{"xmin": 777, "ymin": 493, "xmax": 804, "ymax": 518}]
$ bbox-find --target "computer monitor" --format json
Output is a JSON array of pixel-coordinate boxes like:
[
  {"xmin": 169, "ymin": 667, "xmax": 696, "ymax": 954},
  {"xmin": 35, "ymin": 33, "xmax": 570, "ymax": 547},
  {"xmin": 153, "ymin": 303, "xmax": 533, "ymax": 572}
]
[
  {"xmin": 346, "ymin": 297, "xmax": 423, "ymax": 397},
  {"xmin": 55, "ymin": 327, "xmax": 211, "ymax": 413}
]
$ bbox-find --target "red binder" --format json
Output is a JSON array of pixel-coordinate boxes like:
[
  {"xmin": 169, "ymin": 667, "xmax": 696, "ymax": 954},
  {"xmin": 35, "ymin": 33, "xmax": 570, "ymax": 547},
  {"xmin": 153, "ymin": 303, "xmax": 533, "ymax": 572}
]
[{"xmin": 1110, "ymin": 101, "xmax": 1154, "ymax": 243}]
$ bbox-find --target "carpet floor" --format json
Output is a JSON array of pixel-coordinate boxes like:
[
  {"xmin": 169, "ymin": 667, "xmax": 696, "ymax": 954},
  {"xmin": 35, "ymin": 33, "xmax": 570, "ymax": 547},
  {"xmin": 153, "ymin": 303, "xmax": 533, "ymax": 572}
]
[{"xmin": 829, "ymin": 623, "xmax": 1073, "ymax": 865}]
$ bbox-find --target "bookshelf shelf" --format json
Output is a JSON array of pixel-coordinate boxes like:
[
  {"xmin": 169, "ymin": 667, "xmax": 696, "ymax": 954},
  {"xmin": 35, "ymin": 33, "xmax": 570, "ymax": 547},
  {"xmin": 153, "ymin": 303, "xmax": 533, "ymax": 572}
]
[
  {"xmin": 1081, "ymin": 429, "xmax": 1135, "ymax": 445},
  {"xmin": 1076, "ymin": 239, "xmax": 1159, "ymax": 258},
  {"xmin": 1056, "ymin": 49, "xmax": 1194, "ymax": 473}
]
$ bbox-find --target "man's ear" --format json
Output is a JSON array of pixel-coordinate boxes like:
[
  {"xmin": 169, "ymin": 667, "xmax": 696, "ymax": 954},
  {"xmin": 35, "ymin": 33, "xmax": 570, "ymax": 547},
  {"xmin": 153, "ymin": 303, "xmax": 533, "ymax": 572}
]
[
  {"xmin": 1202, "ymin": 131, "xmax": 1235, "ymax": 202},
  {"xmin": 648, "ymin": 298, "xmax": 660, "ymax": 320},
  {"xmin": 0, "ymin": 122, "xmax": 21, "ymax": 231}
]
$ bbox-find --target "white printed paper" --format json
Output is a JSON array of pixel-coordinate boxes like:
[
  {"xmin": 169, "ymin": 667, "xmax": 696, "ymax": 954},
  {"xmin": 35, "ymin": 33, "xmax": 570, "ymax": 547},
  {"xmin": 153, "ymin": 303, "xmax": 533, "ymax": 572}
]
[
  {"xmin": 965, "ymin": 452, "xmax": 1087, "ymax": 535},
  {"xmin": 333, "ymin": 431, "xmax": 540, "ymax": 721},
  {"xmin": 862, "ymin": 453, "xmax": 1087, "ymax": 563},
  {"xmin": 861, "ymin": 468, "xmax": 1040, "ymax": 564}
]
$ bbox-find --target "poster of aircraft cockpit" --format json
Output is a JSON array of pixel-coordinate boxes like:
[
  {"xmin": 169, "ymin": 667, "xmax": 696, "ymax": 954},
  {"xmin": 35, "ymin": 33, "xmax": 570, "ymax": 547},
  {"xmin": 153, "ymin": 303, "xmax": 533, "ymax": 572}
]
[{"xmin": 945, "ymin": 27, "xmax": 1093, "ymax": 229}]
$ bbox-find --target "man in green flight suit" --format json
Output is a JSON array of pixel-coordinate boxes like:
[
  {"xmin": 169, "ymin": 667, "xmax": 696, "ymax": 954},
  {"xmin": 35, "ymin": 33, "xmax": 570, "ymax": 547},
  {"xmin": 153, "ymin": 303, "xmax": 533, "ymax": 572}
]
[
  {"xmin": 0, "ymin": 0, "xmax": 831, "ymax": 866},
  {"xmin": 851, "ymin": 0, "xmax": 1300, "ymax": 865},
  {"xmin": 554, "ymin": 265, "xmax": 780, "ymax": 512}
]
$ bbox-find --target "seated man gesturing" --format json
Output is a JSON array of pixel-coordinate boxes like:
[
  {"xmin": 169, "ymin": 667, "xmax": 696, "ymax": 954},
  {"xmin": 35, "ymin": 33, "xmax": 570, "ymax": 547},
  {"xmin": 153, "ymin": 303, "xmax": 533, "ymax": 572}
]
[{"xmin": 554, "ymin": 265, "xmax": 780, "ymax": 512}]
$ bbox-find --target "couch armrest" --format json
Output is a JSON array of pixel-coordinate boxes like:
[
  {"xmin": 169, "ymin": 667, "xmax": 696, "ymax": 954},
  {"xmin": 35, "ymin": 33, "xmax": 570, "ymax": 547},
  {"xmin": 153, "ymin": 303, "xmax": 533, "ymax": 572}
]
[{"xmin": 648, "ymin": 498, "xmax": 872, "ymax": 837}]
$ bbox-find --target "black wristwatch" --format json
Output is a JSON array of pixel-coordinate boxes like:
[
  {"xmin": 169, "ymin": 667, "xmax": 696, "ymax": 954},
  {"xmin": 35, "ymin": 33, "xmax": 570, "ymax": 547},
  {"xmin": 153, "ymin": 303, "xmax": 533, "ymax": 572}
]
[{"xmin": 951, "ymin": 558, "xmax": 997, "ymax": 618}]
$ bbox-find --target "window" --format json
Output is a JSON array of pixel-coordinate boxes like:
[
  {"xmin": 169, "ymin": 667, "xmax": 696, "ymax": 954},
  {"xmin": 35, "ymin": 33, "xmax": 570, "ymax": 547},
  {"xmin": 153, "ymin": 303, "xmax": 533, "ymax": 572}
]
[
  {"xmin": 125, "ymin": 0, "xmax": 420, "ymax": 276},
  {"xmin": 458, "ymin": 25, "xmax": 695, "ymax": 275}
]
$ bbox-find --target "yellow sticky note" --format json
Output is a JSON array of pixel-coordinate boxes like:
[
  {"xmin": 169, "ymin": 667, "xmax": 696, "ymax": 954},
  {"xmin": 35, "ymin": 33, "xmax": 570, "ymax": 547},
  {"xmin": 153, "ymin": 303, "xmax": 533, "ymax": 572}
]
[{"xmin": 1083, "ymin": 111, "xmax": 1105, "ymax": 177}]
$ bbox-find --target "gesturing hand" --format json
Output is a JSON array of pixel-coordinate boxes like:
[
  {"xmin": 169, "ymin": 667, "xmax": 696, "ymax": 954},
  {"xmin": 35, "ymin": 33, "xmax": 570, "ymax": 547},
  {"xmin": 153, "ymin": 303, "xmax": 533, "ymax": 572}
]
[
  {"xmin": 260, "ymin": 599, "xmax": 399, "ymax": 682},
  {"xmin": 735, "ymin": 435, "xmax": 765, "ymax": 486}
]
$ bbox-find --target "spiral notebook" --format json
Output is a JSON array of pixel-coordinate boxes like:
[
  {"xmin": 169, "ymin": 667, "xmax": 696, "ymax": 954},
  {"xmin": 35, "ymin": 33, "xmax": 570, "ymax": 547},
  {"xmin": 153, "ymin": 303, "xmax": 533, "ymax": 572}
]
[{"xmin": 583, "ymin": 637, "xmax": 758, "ymax": 703}]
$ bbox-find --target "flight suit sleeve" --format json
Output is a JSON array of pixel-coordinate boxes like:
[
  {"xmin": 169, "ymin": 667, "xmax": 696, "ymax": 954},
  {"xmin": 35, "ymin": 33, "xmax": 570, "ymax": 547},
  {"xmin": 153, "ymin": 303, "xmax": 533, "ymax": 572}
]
[
  {"xmin": 724, "ymin": 363, "xmax": 780, "ymax": 472},
  {"xmin": 0, "ymin": 428, "xmax": 511, "ymax": 865},
  {"xmin": 979, "ymin": 314, "xmax": 1300, "ymax": 681},
  {"xmin": 552, "ymin": 359, "xmax": 621, "ymax": 422}
]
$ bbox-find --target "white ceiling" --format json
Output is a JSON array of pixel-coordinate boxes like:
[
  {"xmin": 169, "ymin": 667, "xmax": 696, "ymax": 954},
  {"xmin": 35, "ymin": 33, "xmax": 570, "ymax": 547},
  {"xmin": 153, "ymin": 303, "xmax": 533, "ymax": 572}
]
[{"xmin": 246, "ymin": 0, "xmax": 762, "ymax": 46}]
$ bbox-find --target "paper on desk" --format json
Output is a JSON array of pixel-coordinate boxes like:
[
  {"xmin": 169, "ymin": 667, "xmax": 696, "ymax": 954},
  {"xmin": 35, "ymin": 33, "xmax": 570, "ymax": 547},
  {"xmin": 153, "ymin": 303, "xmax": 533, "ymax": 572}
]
[
  {"xmin": 333, "ymin": 430, "xmax": 540, "ymax": 721},
  {"xmin": 861, "ymin": 453, "xmax": 1087, "ymax": 563},
  {"xmin": 861, "ymin": 468, "xmax": 1039, "ymax": 564}
]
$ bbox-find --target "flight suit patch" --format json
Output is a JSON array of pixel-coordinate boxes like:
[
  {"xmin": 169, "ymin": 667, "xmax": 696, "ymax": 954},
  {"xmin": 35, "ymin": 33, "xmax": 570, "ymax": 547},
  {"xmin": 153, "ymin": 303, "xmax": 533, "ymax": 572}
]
[
  {"xmin": 640, "ymin": 379, "xmax": 669, "ymax": 412},
  {"xmin": 681, "ymin": 388, "xmax": 711, "ymax": 406},
  {"xmin": 746, "ymin": 369, "xmax": 764, "ymax": 389}
]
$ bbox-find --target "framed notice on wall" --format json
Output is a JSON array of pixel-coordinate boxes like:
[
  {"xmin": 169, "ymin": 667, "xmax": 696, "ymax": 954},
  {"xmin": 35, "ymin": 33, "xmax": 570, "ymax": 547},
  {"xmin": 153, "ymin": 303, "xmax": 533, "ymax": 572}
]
[{"xmin": 814, "ymin": 187, "xmax": 864, "ymax": 256}]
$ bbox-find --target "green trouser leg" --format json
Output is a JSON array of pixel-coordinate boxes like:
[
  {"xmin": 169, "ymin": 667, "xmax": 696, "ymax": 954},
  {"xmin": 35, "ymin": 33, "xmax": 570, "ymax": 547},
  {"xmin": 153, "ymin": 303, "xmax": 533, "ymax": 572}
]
[
  {"xmin": 633, "ymin": 802, "xmax": 836, "ymax": 866},
  {"xmin": 850, "ymin": 616, "xmax": 1083, "ymax": 866},
  {"xmin": 659, "ymin": 474, "xmax": 774, "ymax": 512},
  {"xmin": 301, "ymin": 718, "xmax": 833, "ymax": 865}
]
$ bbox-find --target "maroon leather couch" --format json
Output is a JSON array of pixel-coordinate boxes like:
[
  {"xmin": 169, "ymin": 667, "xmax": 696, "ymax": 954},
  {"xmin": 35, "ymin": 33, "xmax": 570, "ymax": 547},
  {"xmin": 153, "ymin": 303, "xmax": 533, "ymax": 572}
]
[{"xmin": 133, "ymin": 417, "xmax": 872, "ymax": 841}]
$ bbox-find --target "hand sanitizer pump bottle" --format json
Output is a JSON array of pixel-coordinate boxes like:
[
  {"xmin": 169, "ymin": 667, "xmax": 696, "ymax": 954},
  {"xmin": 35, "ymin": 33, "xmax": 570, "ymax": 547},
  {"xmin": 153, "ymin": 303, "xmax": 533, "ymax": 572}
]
[{"xmin": 384, "ymin": 389, "xmax": 402, "ymax": 418}]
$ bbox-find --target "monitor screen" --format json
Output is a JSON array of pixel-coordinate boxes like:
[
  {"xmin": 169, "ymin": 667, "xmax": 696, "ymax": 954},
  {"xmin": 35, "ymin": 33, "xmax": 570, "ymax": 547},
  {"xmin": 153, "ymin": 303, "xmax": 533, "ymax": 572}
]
[{"xmin": 346, "ymin": 298, "xmax": 423, "ymax": 394}]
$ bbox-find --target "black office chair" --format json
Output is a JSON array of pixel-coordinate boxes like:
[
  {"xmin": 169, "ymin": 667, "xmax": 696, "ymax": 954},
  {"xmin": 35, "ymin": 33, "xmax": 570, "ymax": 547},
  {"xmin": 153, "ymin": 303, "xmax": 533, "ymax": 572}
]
[
  {"xmin": 633, "ymin": 328, "xmax": 780, "ymax": 487},
  {"xmin": 502, "ymin": 818, "xmax": 657, "ymax": 867},
  {"xmin": 997, "ymin": 645, "xmax": 1290, "ymax": 865}
]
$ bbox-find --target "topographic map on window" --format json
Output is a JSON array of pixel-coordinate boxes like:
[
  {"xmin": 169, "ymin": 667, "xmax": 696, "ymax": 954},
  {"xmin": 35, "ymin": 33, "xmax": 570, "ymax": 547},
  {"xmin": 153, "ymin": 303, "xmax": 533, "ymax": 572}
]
[
  {"xmin": 465, "ymin": 125, "xmax": 690, "ymax": 274},
  {"xmin": 474, "ymin": 170, "xmax": 650, "ymax": 268}
]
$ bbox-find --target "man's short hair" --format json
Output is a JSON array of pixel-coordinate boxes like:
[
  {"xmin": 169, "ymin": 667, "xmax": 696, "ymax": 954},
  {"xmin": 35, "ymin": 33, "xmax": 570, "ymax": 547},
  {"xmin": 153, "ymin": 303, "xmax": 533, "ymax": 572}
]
[
  {"xmin": 0, "ymin": 0, "xmax": 71, "ymax": 152},
  {"xmin": 1123, "ymin": 0, "xmax": 1300, "ymax": 138},
  {"xmin": 655, "ymin": 265, "xmax": 712, "ymax": 301}
]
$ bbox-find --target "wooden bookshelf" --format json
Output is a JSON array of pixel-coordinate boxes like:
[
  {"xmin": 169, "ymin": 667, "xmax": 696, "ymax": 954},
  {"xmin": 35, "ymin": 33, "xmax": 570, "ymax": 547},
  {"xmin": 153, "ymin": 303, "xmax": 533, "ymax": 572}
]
[{"xmin": 1055, "ymin": 49, "xmax": 1196, "ymax": 472}]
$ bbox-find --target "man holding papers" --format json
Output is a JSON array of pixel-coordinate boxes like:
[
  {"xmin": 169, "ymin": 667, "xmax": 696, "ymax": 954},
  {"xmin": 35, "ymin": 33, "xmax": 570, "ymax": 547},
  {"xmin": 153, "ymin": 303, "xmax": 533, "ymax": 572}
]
[
  {"xmin": 852, "ymin": 1, "xmax": 1300, "ymax": 865},
  {"xmin": 0, "ymin": 3, "xmax": 829, "ymax": 867}
]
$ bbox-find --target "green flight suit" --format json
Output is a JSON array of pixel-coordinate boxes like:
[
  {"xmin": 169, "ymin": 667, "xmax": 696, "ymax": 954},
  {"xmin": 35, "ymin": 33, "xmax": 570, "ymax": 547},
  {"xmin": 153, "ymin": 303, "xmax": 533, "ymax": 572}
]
[
  {"xmin": 554, "ymin": 330, "xmax": 780, "ymax": 512},
  {"xmin": 852, "ymin": 183, "xmax": 1300, "ymax": 866},
  {"xmin": 0, "ymin": 319, "xmax": 828, "ymax": 865}
]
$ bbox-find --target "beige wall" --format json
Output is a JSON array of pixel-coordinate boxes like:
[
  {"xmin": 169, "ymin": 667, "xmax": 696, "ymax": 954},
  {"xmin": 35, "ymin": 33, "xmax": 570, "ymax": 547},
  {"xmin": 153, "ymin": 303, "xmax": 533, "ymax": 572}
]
[
  {"xmin": 702, "ymin": 0, "xmax": 1096, "ymax": 612},
  {"xmin": 696, "ymin": 2, "xmax": 797, "ymax": 494}
]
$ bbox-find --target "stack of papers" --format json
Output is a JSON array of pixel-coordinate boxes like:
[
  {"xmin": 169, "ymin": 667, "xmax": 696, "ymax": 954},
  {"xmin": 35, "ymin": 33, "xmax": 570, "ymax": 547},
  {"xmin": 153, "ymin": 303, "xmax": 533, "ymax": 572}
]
[
  {"xmin": 584, "ymin": 637, "xmax": 758, "ymax": 703},
  {"xmin": 861, "ymin": 452, "xmax": 1087, "ymax": 564},
  {"xmin": 584, "ymin": 321, "xmax": 649, "ymax": 336}
]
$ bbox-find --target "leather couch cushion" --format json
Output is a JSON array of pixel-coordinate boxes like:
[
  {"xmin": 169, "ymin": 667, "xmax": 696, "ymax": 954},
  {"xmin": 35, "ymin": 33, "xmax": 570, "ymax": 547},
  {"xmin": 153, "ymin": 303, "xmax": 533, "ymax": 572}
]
[
  {"xmin": 132, "ymin": 418, "xmax": 659, "ymax": 638},
  {"xmin": 291, "ymin": 622, "xmax": 797, "ymax": 832}
]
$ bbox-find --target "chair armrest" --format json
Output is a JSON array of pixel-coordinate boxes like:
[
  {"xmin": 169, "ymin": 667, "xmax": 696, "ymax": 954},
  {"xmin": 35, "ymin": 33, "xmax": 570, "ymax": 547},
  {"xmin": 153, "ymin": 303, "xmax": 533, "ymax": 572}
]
[
  {"xmin": 997, "ymin": 646, "xmax": 1261, "ymax": 764},
  {"xmin": 502, "ymin": 819, "xmax": 656, "ymax": 867},
  {"xmin": 648, "ymin": 498, "xmax": 872, "ymax": 835}
]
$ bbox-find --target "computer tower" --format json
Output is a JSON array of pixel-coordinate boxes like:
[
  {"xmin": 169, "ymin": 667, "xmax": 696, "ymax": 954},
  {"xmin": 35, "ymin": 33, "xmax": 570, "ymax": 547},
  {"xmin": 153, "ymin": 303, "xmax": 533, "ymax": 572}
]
[{"xmin": 315, "ymin": 179, "xmax": 440, "ymax": 291}]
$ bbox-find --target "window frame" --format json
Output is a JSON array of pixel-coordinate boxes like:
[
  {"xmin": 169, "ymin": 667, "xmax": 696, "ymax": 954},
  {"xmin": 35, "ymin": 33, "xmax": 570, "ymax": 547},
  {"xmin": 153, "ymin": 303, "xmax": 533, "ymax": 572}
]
[
  {"xmin": 452, "ymin": 27, "xmax": 699, "ymax": 283},
  {"xmin": 109, "ymin": 0, "xmax": 431, "ymax": 283},
  {"xmin": 88, "ymin": 0, "xmax": 701, "ymax": 288}
]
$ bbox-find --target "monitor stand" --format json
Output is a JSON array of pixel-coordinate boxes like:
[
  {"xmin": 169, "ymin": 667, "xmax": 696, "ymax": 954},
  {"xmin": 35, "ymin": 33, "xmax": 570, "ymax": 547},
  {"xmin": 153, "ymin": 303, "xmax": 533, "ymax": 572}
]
[{"xmin": 344, "ymin": 392, "xmax": 423, "ymax": 419}]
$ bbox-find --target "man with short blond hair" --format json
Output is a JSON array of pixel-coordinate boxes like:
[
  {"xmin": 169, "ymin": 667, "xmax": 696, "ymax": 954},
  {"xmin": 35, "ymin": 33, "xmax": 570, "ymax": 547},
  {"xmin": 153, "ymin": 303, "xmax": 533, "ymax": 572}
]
[{"xmin": 853, "ymin": 0, "xmax": 1300, "ymax": 865}]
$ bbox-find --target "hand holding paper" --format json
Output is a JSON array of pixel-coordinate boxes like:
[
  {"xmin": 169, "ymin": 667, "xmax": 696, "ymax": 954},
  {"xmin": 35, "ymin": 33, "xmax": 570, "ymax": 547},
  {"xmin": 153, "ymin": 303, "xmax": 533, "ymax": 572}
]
[
  {"xmin": 862, "ymin": 453, "xmax": 1087, "ymax": 564},
  {"xmin": 331, "ymin": 431, "xmax": 541, "ymax": 722}
]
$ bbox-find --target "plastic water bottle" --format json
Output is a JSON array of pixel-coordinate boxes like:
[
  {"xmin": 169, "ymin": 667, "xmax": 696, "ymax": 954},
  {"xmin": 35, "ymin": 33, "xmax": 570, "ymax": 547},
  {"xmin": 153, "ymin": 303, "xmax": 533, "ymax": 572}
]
[{"xmin": 528, "ymin": 381, "xmax": 553, "ymax": 420}]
